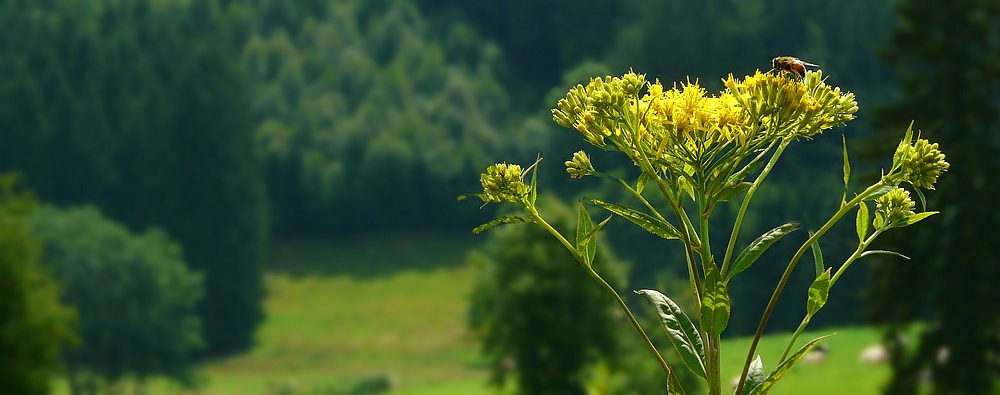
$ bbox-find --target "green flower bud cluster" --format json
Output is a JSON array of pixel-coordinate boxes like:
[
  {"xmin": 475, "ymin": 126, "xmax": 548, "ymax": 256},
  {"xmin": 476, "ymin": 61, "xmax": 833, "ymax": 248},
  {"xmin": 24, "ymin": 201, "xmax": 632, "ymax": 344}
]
[
  {"xmin": 875, "ymin": 187, "xmax": 916, "ymax": 226},
  {"xmin": 552, "ymin": 72, "xmax": 647, "ymax": 148},
  {"xmin": 893, "ymin": 136, "xmax": 949, "ymax": 190},
  {"xmin": 480, "ymin": 163, "xmax": 530, "ymax": 203},
  {"xmin": 565, "ymin": 150, "xmax": 595, "ymax": 179}
]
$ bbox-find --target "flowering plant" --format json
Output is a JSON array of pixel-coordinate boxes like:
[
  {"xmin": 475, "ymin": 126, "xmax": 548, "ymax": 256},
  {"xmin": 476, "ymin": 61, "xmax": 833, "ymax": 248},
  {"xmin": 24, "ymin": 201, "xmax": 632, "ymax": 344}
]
[{"xmin": 463, "ymin": 68, "xmax": 948, "ymax": 395}]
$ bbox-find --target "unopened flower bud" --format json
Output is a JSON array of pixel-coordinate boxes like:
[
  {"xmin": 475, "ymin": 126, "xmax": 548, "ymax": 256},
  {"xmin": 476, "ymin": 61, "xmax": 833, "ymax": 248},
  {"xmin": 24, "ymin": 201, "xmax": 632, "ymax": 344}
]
[
  {"xmin": 894, "ymin": 138, "xmax": 949, "ymax": 190},
  {"xmin": 565, "ymin": 150, "xmax": 595, "ymax": 179},
  {"xmin": 875, "ymin": 187, "xmax": 915, "ymax": 225},
  {"xmin": 480, "ymin": 163, "xmax": 531, "ymax": 203}
]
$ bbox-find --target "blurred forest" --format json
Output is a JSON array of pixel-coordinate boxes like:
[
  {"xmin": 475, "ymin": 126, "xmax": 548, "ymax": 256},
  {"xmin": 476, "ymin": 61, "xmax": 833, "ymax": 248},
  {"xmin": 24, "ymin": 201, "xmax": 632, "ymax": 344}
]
[{"xmin": 1, "ymin": 0, "xmax": 996, "ymax": 393}]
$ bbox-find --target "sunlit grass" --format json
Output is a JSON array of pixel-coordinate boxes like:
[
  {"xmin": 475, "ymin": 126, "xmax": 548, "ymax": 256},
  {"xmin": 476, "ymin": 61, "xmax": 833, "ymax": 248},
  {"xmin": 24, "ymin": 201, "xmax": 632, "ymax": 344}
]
[{"xmin": 53, "ymin": 232, "xmax": 890, "ymax": 394}]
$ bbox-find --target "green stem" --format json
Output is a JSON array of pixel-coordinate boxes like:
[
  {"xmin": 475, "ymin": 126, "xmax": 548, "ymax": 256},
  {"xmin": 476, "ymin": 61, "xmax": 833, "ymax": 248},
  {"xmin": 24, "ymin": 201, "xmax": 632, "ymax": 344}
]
[
  {"xmin": 721, "ymin": 141, "xmax": 788, "ymax": 276},
  {"xmin": 733, "ymin": 181, "xmax": 890, "ymax": 395},
  {"xmin": 776, "ymin": 225, "xmax": 886, "ymax": 363},
  {"xmin": 525, "ymin": 206, "xmax": 674, "ymax": 376}
]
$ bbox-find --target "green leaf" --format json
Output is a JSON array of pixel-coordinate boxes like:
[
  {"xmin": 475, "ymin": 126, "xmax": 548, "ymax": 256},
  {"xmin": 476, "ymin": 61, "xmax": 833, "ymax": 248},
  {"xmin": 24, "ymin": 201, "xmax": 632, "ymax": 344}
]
[
  {"xmin": 864, "ymin": 184, "xmax": 895, "ymax": 201},
  {"xmin": 528, "ymin": 155, "xmax": 542, "ymax": 206},
  {"xmin": 891, "ymin": 211, "xmax": 938, "ymax": 228},
  {"xmin": 806, "ymin": 268, "xmax": 832, "ymax": 316},
  {"xmin": 727, "ymin": 223, "xmax": 799, "ymax": 281},
  {"xmin": 856, "ymin": 202, "xmax": 870, "ymax": 242},
  {"xmin": 717, "ymin": 181, "xmax": 752, "ymax": 202},
  {"xmin": 808, "ymin": 232, "xmax": 824, "ymax": 277},
  {"xmin": 666, "ymin": 367, "xmax": 688, "ymax": 395},
  {"xmin": 637, "ymin": 172, "xmax": 651, "ymax": 195},
  {"xmin": 739, "ymin": 355, "xmax": 765, "ymax": 395},
  {"xmin": 842, "ymin": 135, "xmax": 851, "ymax": 205},
  {"xmin": 473, "ymin": 216, "xmax": 532, "ymax": 234},
  {"xmin": 590, "ymin": 199, "xmax": 681, "ymax": 240},
  {"xmin": 914, "ymin": 188, "xmax": 927, "ymax": 211},
  {"xmin": 634, "ymin": 289, "xmax": 707, "ymax": 379},
  {"xmin": 752, "ymin": 334, "xmax": 835, "ymax": 395},
  {"xmin": 700, "ymin": 264, "xmax": 730, "ymax": 338},
  {"xmin": 576, "ymin": 201, "xmax": 595, "ymax": 266},
  {"xmin": 859, "ymin": 250, "xmax": 910, "ymax": 260}
]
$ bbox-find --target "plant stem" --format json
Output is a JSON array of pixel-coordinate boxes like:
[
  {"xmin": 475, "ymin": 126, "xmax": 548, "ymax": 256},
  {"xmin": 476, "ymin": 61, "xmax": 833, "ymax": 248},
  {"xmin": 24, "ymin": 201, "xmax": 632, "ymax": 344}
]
[
  {"xmin": 526, "ymin": 206, "xmax": 674, "ymax": 376},
  {"xmin": 733, "ymin": 181, "xmax": 889, "ymax": 395},
  {"xmin": 721, "ymin": 141, "xmax": 788, "ymax": 276}
]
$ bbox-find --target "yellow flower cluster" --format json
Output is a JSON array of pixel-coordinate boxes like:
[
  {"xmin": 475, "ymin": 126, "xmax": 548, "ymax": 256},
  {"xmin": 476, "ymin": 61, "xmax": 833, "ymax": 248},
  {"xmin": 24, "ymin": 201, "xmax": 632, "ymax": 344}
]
[
  {"xmin": 552, "ymin": 70, "xmax": 858, "ymax": 183},
  {"xmin": 479, "ymin": 163, "xmax": 530, "ymax": 203}
]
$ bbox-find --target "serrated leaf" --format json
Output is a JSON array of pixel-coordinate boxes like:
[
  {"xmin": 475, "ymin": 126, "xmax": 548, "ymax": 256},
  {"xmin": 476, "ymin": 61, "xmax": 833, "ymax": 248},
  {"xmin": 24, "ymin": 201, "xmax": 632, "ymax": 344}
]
[
  {"xmin": 637, "ymin": 172, "xmax": 651, "ymax": 195},
  {"xmin": 752, "ymin": 334, "xmax": 835, "ymax": 395},
  {"xmin": 473, "ymin": 216, "xmax": 531, "ymax": 234},
  {"xmin": 576, "ymin": 201, "xmax": 595, "ymax": 266},
  {"xmin": 739, "ymin": 355, "xmax": 765, "ymax": 395},
  {"xmin": 808, "ymin": 232, "xmax": 824, "ymax": 277},
  {"xmin": 859, "ymin": 250, "xmax": 910, "ymax": 260},
  {"xmin": 717, "ymin": 181, "xmax": 752, "ymax": 202},
  {"xmin": 700, "ymin": 264, "xmax": 730, "ymax": 338},
  {"xmin": 590, "ymin": 199, "xmax": 681, "ymax": 240},
  {"xmin": 634, "ymin": 289, "xmax": 707, "ymax": 379},
  {"xmin": 727, "ymin": 223, "xmax": 799, "ymax": 281},
  {"xmin": 842, "ymin": 135, "xmax": 851, "ymax": 205},
  {"xmin": 807, "ymin": 268, "xmax": 832, "ymax": 316},
  {"xmin": 856, "ymin": 202, "xmax": 869, "ymax": 242}
]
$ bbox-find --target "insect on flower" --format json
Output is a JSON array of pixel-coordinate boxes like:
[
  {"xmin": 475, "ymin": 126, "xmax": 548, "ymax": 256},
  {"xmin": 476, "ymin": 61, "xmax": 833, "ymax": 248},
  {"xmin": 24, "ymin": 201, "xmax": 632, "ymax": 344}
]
[{"xmin": 770, "ymin": 56, "xmax": 819, "ymax": 79}]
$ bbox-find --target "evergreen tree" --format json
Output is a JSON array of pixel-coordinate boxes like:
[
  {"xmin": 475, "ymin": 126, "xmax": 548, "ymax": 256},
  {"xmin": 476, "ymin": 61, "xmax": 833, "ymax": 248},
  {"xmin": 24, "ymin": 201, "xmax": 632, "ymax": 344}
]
[
  {"xmin": 0, "ymin": 0, "xmax": 268, "ymax": 356},
  {"xmin": 864, "ymin": 0, "xmax": 1000, "ymax": 393}
]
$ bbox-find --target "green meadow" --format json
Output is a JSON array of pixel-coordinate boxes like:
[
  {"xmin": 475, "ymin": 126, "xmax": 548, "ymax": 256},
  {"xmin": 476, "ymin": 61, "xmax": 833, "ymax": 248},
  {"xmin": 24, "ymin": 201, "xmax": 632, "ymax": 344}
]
[{"xmin": 76, "ymin": 233, "xmax": 890, "ymax": 395}]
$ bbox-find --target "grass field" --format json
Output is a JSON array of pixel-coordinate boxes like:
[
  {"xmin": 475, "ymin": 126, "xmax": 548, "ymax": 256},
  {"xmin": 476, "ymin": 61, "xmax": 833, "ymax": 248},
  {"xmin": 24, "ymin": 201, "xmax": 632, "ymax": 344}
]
[{"xmin": 62, "ymin": 232, "xmax": 890, "ymax": 395}]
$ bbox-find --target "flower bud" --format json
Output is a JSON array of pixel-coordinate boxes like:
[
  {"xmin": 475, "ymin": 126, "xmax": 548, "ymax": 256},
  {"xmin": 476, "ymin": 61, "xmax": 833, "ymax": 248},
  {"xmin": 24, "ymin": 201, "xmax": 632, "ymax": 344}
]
[
  {"xmin": 875, "ymin": 187, "xmax": 916, "ymax": 225},
  {"xmin": 480, "ymin": 163, "xmax": 531, "ymax": 203},
  {"xmin": 894, "ymin": 137, "xmax": 949, "ymax": 190},
  {"xmin": 565, "ymin": 150, "xmax": 595, "ymax": 179}
]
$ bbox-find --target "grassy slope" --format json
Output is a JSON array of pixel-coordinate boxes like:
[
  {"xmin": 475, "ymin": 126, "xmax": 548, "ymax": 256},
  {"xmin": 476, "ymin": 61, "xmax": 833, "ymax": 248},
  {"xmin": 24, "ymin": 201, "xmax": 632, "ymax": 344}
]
[{"xmin": 65, "ymin": 233, "xmax": 889, "ymax": 395}]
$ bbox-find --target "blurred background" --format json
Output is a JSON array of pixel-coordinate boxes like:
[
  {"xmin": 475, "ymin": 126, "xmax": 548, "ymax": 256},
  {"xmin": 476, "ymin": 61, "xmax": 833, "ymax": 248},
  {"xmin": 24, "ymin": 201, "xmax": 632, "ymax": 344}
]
[{"xmin": 0, "ymin": 0, "xmax": 997, "ymax": 394}]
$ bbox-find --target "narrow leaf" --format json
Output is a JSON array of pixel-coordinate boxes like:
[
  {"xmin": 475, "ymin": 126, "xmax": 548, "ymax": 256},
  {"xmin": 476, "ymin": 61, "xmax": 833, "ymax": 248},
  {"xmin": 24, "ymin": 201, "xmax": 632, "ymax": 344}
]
[
  {"xmin": 752, "ymin": 334, "xmax": 835, "ymax": 395},
  {"xmin": 806, "ymin": 268, "xmax": 832, "ymax": 316},
  {"xmin": 528, "ymin": 155, "xmax": 541, "ymax": 206},
  {"xmin": 700, "ymin": 264, "xmax": 730, "ymax": 338},
  {"xmin": 576, "ymin": 200, "xmax": 595, "ymax": 266},
  {"xmin": 666, "ymin": 369, "xmax": 688, "ymax": 395},
  {"xmin": 590, "ymin": 199, "xmax": 681, "ymax": 240},
  {"xmin": 856, "ymin": 202, "xmax": 869, "ymax": 242},
  {"xmin": 727, "ymin": 223, "xmax": 799, "ymax": 281},
  {"xmin": 892, "ymin": 211, "xmax": 938, "ymax": 228},
  {"xmin": 914, "ymin": 188, "xmax": 927, "ymax": 211},
  {"xmin": 859, "ymin": 250, "xmax": 910, "ymax": 260},
  {"xmin": 864, "ymin": 184, "xmax": 895, "ymax": 201},
  {"xmin": 473, "ymin": 216, "xmax": 531, "ymax": 234},
  {"xmin": 808, "ymin": 232, "xmax": 824, "ymax": 277},
  {"xmin": 739, "ymin": 355, "xmax": 765, "ymax": 395},
  {"xmin": 842, "ymin": 135, "xmax": 851, "ymax": 205},
  {"xmin": 717, "ymin": 181, "xmax": 752, "ymax": 202},
  {"xmin": 637, "ymin": 172, "xmax": 651, "ymax": 195},
  {"xmin": 634, "ymin": 289, "xmax": 707, "ymax": 379}
]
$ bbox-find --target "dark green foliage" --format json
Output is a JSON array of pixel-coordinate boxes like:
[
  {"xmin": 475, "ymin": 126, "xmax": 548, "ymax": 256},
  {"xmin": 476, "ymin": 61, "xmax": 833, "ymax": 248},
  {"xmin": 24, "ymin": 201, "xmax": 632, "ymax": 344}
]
[
  {"xmin": 468, "ymin": 196, "xmax": 665, "ymax": 395},
  {"xmin": 864, "ymin": 0, "xmax": 1000, "ymax": 393},
  {"xmin": 30, "ymin": 205, "xmax": 204, "ymax": 393},
  {"xmin": 237, "ymin": 0, "xmax": 528, "ymax": 235},
  {"xmin": 0, "ymin": 0, "xmax": 268, "ymax": 355},
  {"xmin": 0, "ymin": 176, "xmax": 76, "ymax": 395}
]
